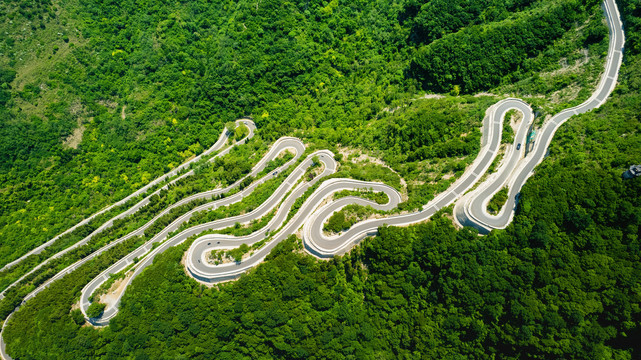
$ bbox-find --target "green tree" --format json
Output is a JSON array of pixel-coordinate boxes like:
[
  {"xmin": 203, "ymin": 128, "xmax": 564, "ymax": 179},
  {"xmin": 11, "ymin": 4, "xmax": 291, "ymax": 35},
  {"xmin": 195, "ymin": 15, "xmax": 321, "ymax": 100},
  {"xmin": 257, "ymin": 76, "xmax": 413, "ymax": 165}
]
[{"xmin": 86, "ymin": 302, "xmax": 106, "ymax": 318}]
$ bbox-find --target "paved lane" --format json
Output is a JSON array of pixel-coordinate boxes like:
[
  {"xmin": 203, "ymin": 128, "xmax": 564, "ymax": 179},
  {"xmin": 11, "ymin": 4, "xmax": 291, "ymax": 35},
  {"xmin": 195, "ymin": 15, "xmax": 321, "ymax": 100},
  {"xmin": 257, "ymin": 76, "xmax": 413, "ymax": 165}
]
[{"xmin": 80, "ymin": 138, "xmax": 307, "ymax": 325}]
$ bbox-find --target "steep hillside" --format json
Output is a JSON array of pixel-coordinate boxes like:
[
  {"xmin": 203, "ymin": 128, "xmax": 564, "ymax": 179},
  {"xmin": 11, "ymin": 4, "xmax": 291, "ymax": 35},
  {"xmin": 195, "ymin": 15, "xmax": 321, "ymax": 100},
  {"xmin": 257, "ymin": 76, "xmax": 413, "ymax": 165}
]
[{"xmin": 2, "ymin": 0, "xmax": 639, "ymax": 358}]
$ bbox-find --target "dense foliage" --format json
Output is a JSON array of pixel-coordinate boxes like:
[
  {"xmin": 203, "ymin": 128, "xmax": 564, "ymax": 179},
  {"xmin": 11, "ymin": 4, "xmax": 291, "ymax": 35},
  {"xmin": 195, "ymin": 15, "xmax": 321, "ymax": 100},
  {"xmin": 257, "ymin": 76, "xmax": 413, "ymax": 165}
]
[
  {"xmin": 0, "ymin": 135, "xmax": 266, "ymax": 319},
  {"xmin": 5, "ymin": 161, "xmax": 640, "ymax": 358},
  {"xmin": 488, "ymin": 186, "xmax": 509, "ymax": 214},
  {"xmin": 2, "ymin": 0, "xmax": 641, "ymax": 358},
  {"xmin": 0, "ymin": 0, "xmax": 604, "ymax": 268},
  {"xmin": 410, "ymin": 0, "xmax": 603, "ymax": 93},
  {"xmin": 323, "ymin": 204, "xmax": 378, "ymax": 234},
  {"xmin": 403, "ymin": 0, "xmax": 538, "ymax": 44},
  {"xmin": 6, "ymin": 49, "xmax": 641, "ymax": 357}
]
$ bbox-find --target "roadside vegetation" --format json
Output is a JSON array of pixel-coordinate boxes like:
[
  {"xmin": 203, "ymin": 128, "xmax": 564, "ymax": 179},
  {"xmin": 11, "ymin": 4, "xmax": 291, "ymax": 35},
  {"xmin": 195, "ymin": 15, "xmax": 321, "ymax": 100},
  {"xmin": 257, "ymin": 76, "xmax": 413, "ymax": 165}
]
[
  {"xmin": 502, "ymin": 110, "xmax": 517, "ymax": 144},
  {"xmin": 7, "ymin": 52, "xmax": 641, "ymax": 356},
  {"xmin": 2, "ymin": 0, "xmax": 641, "ymax": 358},
  {"xmin": 411, "ymin": 0, "xmax": 604, "ymax": 93},
  {"xmin": 0, "ymin": 136, "xmax": 271, "ymax": 317},
  {"xmin": 487, "ymin": 187, "xmax": 509, "ymax": 214},
  {"xmin": 323, "ymin": 205, "xmax": 381, "ymax": 234},
  {"xmin": 0, "ymin": 0, "xmax": 604, "ymax": 269},
  {"xmin": 333, "ymin": 189, "xmax": 389, "ymax": 205}
]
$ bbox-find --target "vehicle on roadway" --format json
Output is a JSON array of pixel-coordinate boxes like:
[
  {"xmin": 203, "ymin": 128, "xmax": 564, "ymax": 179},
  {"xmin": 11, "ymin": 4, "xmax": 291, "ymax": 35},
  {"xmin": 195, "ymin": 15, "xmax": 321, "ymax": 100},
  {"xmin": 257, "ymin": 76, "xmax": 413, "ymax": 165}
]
[{"xmin": 517, "ymin": 143, "xmax": 521, "ymax": 150}]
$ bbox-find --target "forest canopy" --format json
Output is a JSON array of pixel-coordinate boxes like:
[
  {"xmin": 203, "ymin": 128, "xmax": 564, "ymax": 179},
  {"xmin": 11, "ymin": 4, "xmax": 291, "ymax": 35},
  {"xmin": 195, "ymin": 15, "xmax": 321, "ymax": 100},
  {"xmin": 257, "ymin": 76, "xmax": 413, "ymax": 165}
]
[
  {"xmin": 0, "ymin": 0, "xmax": 640, "ymax": 358},
  {"xmin": 0, "ymin": 0, "xmax": 610, "ymax": 265}
]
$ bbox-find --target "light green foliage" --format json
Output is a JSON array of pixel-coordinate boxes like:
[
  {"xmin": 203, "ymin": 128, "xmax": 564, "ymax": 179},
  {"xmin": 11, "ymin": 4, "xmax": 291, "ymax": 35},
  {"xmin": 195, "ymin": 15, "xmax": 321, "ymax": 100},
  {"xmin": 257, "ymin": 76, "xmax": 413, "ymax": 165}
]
[
  {"xmin": 334, "ymin": 162, "xmax": 402, "ymax": 190},
  {"xmin": 212, "ymin": 243, "xmax": 252, "ymax": 264},
  {"xmin": 302, "ymin": 96, "xmax": 495, "ymax": 210},
  {"xmin": 225, "ymin": 122, "xmax": 237, "ymax": 132},
  {"xmin": 0, "ymin": 136, "xmax": 267, "ymax": 317},
  {"xmin": 228, "ymin": 243, "xmax": 250, "ymax": 263},
  {"xmin": 216, "ymin": 210, "xmax": 276, "ymax": 238},
  {"xmin": 502, "ymin": 110, "xmax": 516, "ymax": 144},
  {"xmin": 495, "ymin": 12, "xmax": 609, "ymax": 112},
  {"xmin": 323, "ymin": 204, "xmax": 379, "ymax": 234},
  {"xmin": 0, "ymin": 0, "xmax": 416, "ymax": 270},
  {"xmin": 487, "ymin": 151, "xmax": 505, "ymax": 175},
  {"xmin": 411, "ymin": 0, "xmax": 603, "ymax": 93},
  {"xmin": 234, "ymin": 125, "xmax": 249, "ymax": 141},
  {"xmin": 0, "ymin": 0, "xmax": 599, "ymax": 270},
  {"xmin": 311, "ymin": 156, "xmax": 320, "ymax": 168},
  {"xmin": 333, "ymin": 189, "xmax": 389, "ymax": 205},
  {"xmin": 257, "ymin": 151, "xmax": 294, "ymax": 177}
]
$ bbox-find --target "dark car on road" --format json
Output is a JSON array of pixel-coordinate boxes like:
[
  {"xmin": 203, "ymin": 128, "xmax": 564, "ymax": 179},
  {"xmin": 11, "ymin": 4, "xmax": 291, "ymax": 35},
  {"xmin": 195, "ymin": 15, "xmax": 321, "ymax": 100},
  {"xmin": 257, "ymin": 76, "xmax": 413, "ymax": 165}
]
[{"xmin": 516, "ymin": 143, "xmax": 521, "ymax": 150}]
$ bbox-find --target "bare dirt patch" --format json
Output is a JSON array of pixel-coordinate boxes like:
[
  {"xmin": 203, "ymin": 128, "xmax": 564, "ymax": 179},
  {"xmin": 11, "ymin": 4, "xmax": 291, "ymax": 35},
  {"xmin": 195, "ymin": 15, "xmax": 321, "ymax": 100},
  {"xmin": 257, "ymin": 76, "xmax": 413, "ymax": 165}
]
[
  {"xmin": 98, "ymin": 272, "xmax": 133, "ymax": 309},
  {"xmin": 304, "ymin": 162, "xmax": 326, "ymax": 182},
  {"xmin": 413, "ymin": 93, "xmax": 445, "ymax": 100},
  {"xmin": 69, "ymin": 99, "xmax": 83, "ymax": 116},
  {"xmin": 549, "ymin": 49, "xmax": 590, "ymax": 77},
  {"xmin": 381, "ymin": 105, "xmax": 403, "ymax": 114},
  {"xmin": 474, "ymin": 92, "xmax": 499, "ymax": 97},
  {"xmin": 63, "ymin": 120, "xmax": 86, "ymax": 149},
  {"xmin": 550, "ymin": 83, "xmax": 582, "ymax": 104},
  {"xmin": 337, "ymin": 145, "xmax": 408, "ymax": 190},
  {"xmin": 97, "ymin": 99, "xmax": 118, "ymax": 111},
  {"xmin": 509, "ymin": 109, "xmax": 523, "ymax": 134}
]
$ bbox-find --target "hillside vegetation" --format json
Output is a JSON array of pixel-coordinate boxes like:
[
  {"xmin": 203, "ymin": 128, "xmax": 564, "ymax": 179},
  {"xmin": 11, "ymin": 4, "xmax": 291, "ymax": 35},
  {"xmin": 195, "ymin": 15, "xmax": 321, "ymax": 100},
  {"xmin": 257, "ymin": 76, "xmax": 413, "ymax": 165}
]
[
  {"xmin": 2, "ymin": 0, "xmax": 641, "ymax": 358},
  {"xmin": 6, "ymin": 46, "xmax": 641, "ymax": 360},
  {"xmin": 410, "ymin": 0, "xmax": 604, "ymax": 93},
  {"xmin": 0, "ymin": 0, "xmax": 606, "ymax": 267}
]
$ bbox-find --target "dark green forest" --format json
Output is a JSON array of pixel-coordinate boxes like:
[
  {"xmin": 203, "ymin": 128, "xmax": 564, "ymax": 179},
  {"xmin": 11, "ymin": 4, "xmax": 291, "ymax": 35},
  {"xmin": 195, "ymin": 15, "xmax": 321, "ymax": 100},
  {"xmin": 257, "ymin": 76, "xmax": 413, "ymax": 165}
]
[
  {"xmin": 410, "ymin": 0, "xmax": 606, "ymax": 92},
  {"xmin": 1, "ymin": 0, "xmax": 641, "ymax": 358}
]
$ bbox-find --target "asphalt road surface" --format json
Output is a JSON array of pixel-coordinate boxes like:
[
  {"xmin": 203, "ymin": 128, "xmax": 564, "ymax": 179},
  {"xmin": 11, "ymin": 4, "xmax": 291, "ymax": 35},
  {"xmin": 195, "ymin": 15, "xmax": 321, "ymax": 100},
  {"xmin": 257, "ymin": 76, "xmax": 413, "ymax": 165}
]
[{"xmin": 0, "ymin": 120, "xmax": 256, "ymax": 301}]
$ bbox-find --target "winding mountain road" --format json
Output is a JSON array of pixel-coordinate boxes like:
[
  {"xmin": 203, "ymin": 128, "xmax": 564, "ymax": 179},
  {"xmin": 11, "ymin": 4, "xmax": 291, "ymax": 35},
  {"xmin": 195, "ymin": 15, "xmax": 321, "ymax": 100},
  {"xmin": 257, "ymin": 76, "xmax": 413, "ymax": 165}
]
[
  {"xmin": 0, "ymin": 119, "xmax": 256, "ymax": 301},
  {"xmin": 80, "ymin": 137, "xmax": 308, "ymax": 325},
  {"xmin": 454, "ymin": 0, "xmax": 624, "ymax": 232},
  {"xmin": 0, "ymin": 120, "xmax": 254, "ymax": 273},
  {"xmin": 0, "ymin": 0, "xmax": 624, "ymax": 358}
]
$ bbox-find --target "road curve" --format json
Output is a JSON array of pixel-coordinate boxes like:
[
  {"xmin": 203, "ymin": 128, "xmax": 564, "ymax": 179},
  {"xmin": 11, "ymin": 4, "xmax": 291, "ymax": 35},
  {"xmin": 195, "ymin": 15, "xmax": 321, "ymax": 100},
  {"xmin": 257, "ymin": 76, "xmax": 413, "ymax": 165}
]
[
  {"xmin": 80, "ymin": 137, "xmax": 307, "ymax": 325},
  {"xmin": 0, "ymin": 120, "xmax": 254, "ymax": 273},
  {"xmin": 181, "ymin": 90, "xmax": 519, "ymax": 284},
  {"xmin": 186, "ymin": 151, "xmax": 338, "ymax": 283},
  {"xmin": 454, "ymin": 0, "xmax": 624, "ymax": 233},
  {"xmin": 0, "ymin": 120, "xmax": 259, "ymax": 359},
  {"xmin": 186, "ymin": 0, "xmax": 625, "ymax": 281},
  {"xmin": 0, "ymin": 1, "xmax": 625, "ymax": 357},
  {"xmin": 186, "ymin": 177, "xmax": 401, "ymax": 282},
  {"xmin": 0, "ymin": 120, "xmax": 256, "ymax": 300}
]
